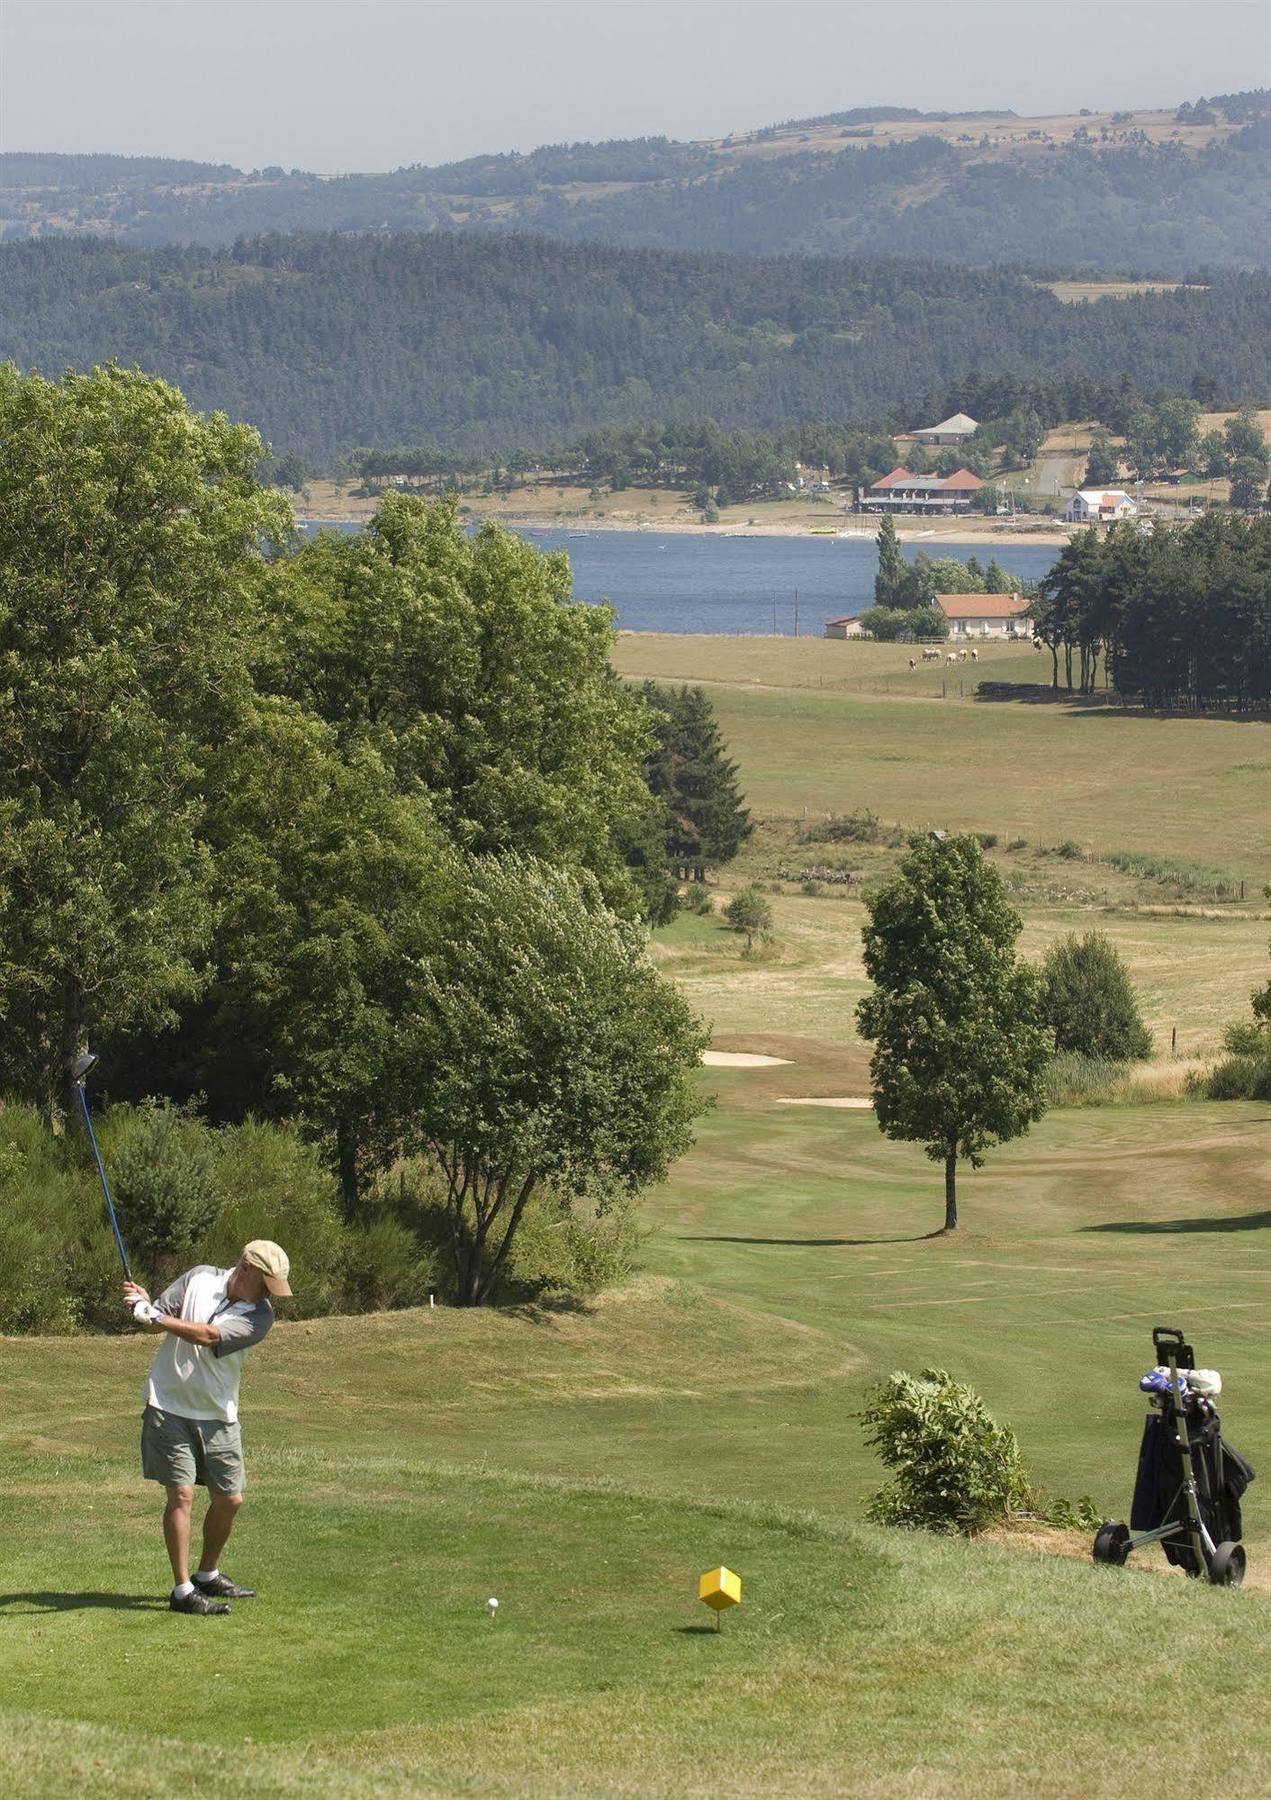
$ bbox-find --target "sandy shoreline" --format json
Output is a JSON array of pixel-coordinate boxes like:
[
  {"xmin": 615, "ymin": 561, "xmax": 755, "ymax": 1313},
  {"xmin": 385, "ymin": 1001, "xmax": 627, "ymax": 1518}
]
[{"xmin": 296, "ymin": 509, "xmax": 1074, "ymax": 549}]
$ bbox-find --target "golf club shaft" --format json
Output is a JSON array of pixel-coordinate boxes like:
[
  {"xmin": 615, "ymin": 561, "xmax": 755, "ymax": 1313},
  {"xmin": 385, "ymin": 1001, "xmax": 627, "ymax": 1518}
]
[{"xmin": 76, "ymin": 1082, "xmax": 131, "ymax": 1279}]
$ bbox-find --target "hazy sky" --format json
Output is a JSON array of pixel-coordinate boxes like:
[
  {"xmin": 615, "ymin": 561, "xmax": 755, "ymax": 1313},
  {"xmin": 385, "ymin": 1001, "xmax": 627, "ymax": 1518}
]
[{"xmin": 3, "ymin": 0, "xmax": 1268, "ymax": 171}]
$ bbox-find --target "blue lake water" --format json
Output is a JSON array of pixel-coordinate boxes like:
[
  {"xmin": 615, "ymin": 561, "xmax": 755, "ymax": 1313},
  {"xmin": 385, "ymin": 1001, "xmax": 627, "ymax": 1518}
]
[{"xmin": 308, "ymin": 523, "xmax": 1059, "ymax": 636}]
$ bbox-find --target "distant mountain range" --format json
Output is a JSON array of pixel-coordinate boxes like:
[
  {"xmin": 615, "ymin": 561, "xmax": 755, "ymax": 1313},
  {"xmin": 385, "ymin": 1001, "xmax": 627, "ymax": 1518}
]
[
  {"xmin": 2, "ymin": 92, "xmax": 1269, "ymax": 274},
  {"xmin": 3, "ymin": 231, "xmax": 1266, "ymax": 462}
]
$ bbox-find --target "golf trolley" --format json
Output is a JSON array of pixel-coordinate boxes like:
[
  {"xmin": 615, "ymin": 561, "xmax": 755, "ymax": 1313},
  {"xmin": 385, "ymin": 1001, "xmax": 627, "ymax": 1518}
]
[{"xmin": 1093, "ymin": 1326, "xmax": 1253, "ymax": 1587}]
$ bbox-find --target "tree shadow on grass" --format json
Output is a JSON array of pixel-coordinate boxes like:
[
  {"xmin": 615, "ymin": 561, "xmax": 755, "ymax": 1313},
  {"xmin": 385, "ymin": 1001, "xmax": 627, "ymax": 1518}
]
[
  {"xmin": 1082, "ymin": 1209, "xmax": 1271, "ymax": 1236},
  {"xmin": 679, "ymin": 1232, "xmax": 946, "ymax": 1247},
  {"xmin": 0, "ymin": 1592, "xmax": 168, "ymax": 1615}
]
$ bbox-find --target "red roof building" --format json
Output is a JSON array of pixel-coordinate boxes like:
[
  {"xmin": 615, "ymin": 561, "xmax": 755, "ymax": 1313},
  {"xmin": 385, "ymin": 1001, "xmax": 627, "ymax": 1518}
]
[{"xmin": 862, "ymin": 468, "xmax": 985, "ymax": 513}]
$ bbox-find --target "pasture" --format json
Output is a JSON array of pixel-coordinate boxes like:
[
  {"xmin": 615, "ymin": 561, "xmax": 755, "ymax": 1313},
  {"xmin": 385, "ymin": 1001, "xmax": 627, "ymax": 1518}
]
[{"xmin": 3, "ymin": 627, "xmax": 1269, "ymax": 1794}]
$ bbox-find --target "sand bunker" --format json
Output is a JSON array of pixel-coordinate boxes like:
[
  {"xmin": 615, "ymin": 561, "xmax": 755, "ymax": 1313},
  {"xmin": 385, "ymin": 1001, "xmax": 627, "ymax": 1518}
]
[
  {"xmin": 702, "ymin": 1051, "xmax": 791, "ymax": 1068},
  {"xmin": 776, "ymin": 1097, "xmax": 874, "ymax": 1109}
]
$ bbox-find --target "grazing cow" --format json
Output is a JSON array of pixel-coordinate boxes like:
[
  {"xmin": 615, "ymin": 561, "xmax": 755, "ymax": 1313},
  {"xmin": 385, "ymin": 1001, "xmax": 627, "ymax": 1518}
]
[
  {"xmin": 921, "ymin": 647, "xmax": 941, "ymax": 663},
  {"xmin": 958, "ymin": 649, "xmax": 969, "ymax": 663},
  {"xmin": 946, "ymin": 652, "xmax": 957, "ymax": 665},
  {"xmin": 970, "ymin": 648, "xmax": 979, "ymax": 662},
  {"xmin": 908, "ymin": 658, "xmax": 917, "ymax": 670}
]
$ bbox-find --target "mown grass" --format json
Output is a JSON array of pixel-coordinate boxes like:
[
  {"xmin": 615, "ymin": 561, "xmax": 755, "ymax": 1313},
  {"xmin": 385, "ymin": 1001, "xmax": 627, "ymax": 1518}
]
[{"xmin": 5, "ymin": 1080, "xmax": 1271, "ymax": 1796}]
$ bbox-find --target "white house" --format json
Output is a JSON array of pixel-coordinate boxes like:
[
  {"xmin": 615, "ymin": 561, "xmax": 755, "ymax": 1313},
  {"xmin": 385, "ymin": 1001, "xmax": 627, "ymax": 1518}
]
[
  {"xmin": 824, "ymin": 615, "xmax": 866, "ymax": 639},
  {"xmin": 913, "ymin": 412, "xmax": 979, "ymax": 445},
  {"xmin": 1066, "ymin": 489, "xmax": 1137, "ymax": 524},
  {"xmin": 933, "ymin": 593, "xmax": 1031, "ymax": 638}
]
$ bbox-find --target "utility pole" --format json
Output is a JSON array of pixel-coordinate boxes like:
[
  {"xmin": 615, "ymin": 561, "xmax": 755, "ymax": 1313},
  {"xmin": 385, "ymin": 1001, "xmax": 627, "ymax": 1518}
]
[{"xmin": 794, "ymin": 588, "xmax": 799, "ymax": 637}]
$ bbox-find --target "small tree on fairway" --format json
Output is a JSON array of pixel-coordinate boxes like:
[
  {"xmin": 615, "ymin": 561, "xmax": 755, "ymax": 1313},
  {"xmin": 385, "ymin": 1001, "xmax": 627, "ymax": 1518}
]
[
  {"xmin": 856, "ymin": 834, "xmax": 1049, "ymax": 1232},
  {"xmin": 724, "ymin": 886, "xmax": 774, "ymax": 954},
  {"xmin": 411, "ymin": 857, "xmax": 708, "ymax": 1305},
  {"xmin": 1039, "ymin": 931, "xmax": 1152, "ymax": 1061}
]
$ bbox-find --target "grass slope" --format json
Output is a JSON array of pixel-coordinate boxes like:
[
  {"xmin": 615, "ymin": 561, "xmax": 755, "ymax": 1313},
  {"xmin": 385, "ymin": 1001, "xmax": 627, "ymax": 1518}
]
[
  {"xmin": 4, "ymin": 1089, "xmax": 1271, "ymax": 1794},
  {"xmin": 4, "ymin": 627, "xmax": 1270, "ymax": 1793}
]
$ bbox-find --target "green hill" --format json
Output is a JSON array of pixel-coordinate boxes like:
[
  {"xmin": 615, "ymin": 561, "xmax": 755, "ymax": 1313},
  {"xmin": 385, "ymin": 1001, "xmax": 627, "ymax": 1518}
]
[
  {"xmin": 1, "ymin": 231, "xmax": 1267, "ymax": 461},
  {"xmin": 3, "ymin": 95, "xmax": 1268, "ymax": 274}
]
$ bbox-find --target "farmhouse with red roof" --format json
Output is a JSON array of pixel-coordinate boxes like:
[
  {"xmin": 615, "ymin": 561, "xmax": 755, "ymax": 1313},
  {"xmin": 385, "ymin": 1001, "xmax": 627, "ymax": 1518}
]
[{"xmin": 934, "ymin": 593, "xmax": 1032, "ymax": 638}]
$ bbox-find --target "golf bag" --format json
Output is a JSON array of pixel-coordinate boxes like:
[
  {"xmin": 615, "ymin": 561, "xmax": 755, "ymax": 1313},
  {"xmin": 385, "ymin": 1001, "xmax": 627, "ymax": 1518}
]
[
  {"xmin": 1093, "ymin": 1326, "xmax": 1254, "ymax": 1587},
  {"xmin": 1130, "ymin": 1403, "xmax": 1253, "ymax": 1576}
]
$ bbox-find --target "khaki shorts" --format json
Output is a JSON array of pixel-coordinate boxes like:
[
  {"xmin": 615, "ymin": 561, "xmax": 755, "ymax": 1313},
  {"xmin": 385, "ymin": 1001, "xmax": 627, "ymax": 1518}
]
[{"xmin": 141, "ymin": 1405, "xmax": 246, "ymax": 1495}]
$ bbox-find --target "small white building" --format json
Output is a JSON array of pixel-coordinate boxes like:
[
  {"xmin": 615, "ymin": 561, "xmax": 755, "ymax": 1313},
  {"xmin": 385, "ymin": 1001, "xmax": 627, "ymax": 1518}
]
[
  {"xmin": 913, "ymin": 412, "xmax": 979, "ymax": 445},
  {"xmin": 824, "ymin": 615, "xmax": 866, "ymax": 639},
  {"xmin": 934, "ymin": 593, "xmax": 1031, "ymax": 638},
  {"xmin": 1066, "ymin": 489, "xmax": 1137, "ymax": 524}
]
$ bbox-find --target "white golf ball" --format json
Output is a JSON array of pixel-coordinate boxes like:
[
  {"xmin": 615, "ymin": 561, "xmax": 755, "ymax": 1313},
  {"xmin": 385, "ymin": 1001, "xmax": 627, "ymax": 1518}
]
[{"xmin": 487, "ymin": 1597, "xmax": 499, "ymax": 1611}]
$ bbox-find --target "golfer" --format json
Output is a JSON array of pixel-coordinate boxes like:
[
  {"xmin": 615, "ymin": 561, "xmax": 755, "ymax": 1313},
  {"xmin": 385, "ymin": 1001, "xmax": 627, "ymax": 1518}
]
[{"xmin": 124, "ymin": 1241, "xmax": 291, "ymax": 1616}]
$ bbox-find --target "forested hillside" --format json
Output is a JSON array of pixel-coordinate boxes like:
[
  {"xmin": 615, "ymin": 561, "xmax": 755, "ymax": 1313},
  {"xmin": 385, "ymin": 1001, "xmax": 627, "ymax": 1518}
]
[
  {"xmin": 3, "ymin": 96, "xmax": 1268, "ymax": 274},
  {"xmin": 1, "ymin": 232, "xmax": 1267, "ymax": 461}
]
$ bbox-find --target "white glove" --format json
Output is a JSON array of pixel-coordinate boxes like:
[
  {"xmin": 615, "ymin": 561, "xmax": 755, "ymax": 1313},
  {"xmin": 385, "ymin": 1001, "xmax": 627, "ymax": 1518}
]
[{"xmin": 130, "ymin": 1299, "xmax": 162, "ymax": 1325}]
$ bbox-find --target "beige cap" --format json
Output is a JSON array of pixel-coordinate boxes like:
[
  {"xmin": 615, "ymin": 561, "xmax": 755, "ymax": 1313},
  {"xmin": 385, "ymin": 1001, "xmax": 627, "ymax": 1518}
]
[{"xmin": 243, "ymin": 1240, "xmax": 292, "ymax": 1297}]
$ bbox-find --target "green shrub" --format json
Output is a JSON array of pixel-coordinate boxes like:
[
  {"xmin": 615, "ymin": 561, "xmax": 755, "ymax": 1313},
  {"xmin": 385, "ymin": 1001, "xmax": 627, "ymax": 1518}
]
[
  {"xmin": 99, "ymin": 1103, "xmax": 219, "ymax": 1280},
  {"xmin": 206, "ymin": 1119, "xmax": 350, "ymax": 1319},
  {"xmin": 975, "ymin": 832, "xmax": 998, "ymax": 850},
  {"xmin": 800, "ymin": 880, "xmax": 823, "ymax": 897},
  {"xmin": 1006, "ymin": 837, "xmax": 1028, "ymax": 852},
  {"xmin": 1223, "ymin": 1020, "xmax": 1269, "ymax": 1057},
  {"xmin": 861, "ymin": 1367, "xmax": 1033, "ymax": 1534},
  {"xmin": 1039, "ymin": 931, "xmax": 1153, "ymax": 1061},
  {"xmin": 804, "ymin": 809, "xmax": 882, "ymax": 845},
  {"xmin": 0, "ymin": 1110, "xmax": 118, "ymax": 1332},
  {"xmin": 1205, "ymin": 1052, "xmax": 1271, "ymax": 1102},
  {"xmin": 682, "ymin": 885, "xmax": 714, "ymax": 916},
  {"xmin": 504, "ymin": 1193, "xmax": 642, "ymax": 1301},
  {"xmin": 724, "ymin": 885, "xmax": 774, "ymax": 953},
  {"xmin": 341, "ymin": 1213, "xmax": 437, "ymax": 1313}
]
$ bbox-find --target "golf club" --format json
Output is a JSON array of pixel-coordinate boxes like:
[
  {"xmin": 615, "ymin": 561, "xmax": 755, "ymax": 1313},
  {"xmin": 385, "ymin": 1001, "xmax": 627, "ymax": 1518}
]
[{"xmin": 72, "ymin": 1052, "xmax": 131, "ymax": 1279}]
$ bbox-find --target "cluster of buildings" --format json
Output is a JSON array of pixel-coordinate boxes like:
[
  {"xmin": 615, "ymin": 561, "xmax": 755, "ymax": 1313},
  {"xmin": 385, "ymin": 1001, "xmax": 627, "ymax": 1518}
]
[{"xmin": 826, "ymin": 406, "xmax": 1140, "ymax": 640}]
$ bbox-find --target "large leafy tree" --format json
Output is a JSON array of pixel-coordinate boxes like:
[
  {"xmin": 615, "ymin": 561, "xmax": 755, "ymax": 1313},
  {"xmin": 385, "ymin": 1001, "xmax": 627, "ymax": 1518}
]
[
  {"xmin": 107, "ymin": 699, "xmax": 453, "ymax": 1209},
  {"xmin": 0, "ymin": 363, "xmax": 288, "ymax": 1124},
  {"xmin": 856, "ymin": 834, "xmax": 1049, "ymax": 1232},
  {"xmin": 264, "ymin": 495, "xmax": 654, "ymax": 913},
  {"xmin": 410, "ymin": 857, "xmax": 708, "ymax": 1304}
]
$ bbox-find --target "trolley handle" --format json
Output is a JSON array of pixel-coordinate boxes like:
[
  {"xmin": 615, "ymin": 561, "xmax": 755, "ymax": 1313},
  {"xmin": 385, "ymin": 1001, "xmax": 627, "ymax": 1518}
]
[{"xmin": 1152, "ymin": 1325, "xmax": 1195, "ymax": 1370}]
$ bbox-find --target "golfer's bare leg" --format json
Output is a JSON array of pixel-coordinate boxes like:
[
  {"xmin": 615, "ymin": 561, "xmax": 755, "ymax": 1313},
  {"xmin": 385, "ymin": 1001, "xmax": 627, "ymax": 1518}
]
[
  {"xmin": 163, "ymin": 1484, "xmax": 194, "ymax": 1585},
  {"xmin": 199, "ymin": 1491, "xmax": 243, "ymax": 1572}
]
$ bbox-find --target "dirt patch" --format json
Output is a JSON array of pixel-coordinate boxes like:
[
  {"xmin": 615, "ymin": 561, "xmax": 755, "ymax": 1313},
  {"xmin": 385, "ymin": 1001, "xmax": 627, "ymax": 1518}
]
[{"xmin": 703, "ymin": 1051, "xmax": 791, "ymax": 1068}]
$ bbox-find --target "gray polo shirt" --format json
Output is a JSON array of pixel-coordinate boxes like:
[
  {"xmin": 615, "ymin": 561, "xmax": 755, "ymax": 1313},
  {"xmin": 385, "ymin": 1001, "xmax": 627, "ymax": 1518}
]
[{"xmin": 143, "ymin": 1264, "xmax": 274, "ymax": 1424}]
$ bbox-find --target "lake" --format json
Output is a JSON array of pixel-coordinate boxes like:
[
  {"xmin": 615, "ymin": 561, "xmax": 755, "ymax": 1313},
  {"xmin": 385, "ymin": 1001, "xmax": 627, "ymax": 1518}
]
[{"xmin": 307, "ymin": 523, "xmax": 1060, "ymax": 636}]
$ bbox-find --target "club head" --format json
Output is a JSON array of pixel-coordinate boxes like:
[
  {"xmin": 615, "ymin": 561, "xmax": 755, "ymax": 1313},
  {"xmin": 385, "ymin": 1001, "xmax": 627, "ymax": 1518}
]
[{"xmin": 71, "ymin": 1052, "xmax": 99, "ymax": 1085}]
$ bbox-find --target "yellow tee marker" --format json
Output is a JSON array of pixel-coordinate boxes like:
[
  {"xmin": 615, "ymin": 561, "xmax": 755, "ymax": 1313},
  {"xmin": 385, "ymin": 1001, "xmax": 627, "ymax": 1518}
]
[{"xmin": 698, "ymin": 1566, "xmax": 742, "ymax": 1630}]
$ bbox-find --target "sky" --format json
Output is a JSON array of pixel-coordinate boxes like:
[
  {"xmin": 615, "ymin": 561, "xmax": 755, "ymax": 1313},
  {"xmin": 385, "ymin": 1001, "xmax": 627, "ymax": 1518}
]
[{"xmin": 2, "ymin": 0, "xmax": 1268, "ymax": 172}]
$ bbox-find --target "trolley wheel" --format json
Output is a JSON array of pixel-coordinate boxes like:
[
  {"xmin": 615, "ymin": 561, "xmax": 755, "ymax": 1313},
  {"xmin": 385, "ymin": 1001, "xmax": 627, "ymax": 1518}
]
[
  {"xmin": 1093, "ymin": 1521, "xmax": 1131, "ymax": 1566},
  {"xmin": 1208, "ymin": 1541, "xmax": 1246, "ymax": 1587}
]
